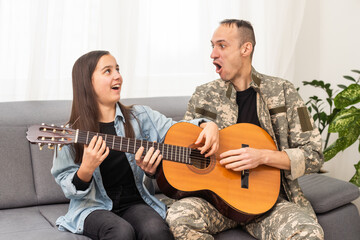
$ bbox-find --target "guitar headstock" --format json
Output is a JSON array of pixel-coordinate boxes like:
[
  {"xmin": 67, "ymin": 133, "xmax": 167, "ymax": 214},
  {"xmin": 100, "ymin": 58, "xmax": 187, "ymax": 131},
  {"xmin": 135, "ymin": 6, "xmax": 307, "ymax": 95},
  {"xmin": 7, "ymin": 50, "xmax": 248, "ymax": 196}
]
[{"xmin": 26, "ymin": 124, "xmax": 76, "ymax": 150}]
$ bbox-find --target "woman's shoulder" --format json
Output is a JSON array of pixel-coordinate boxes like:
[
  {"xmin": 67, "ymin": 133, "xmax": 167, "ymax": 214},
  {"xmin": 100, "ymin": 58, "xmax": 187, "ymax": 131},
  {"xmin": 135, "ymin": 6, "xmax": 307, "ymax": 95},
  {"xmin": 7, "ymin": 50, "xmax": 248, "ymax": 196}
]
[{"xmin": 130, "ymin": 104, "xmax": 151, "ymax": 114}]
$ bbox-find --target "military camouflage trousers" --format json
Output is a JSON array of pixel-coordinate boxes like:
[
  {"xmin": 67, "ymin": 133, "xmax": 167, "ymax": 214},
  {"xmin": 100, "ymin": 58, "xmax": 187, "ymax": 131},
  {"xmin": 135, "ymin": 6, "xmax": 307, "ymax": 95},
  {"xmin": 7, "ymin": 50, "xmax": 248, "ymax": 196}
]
[{"xmin": 166, "ymin": 197, "xmax": 324, "ymax": 240}]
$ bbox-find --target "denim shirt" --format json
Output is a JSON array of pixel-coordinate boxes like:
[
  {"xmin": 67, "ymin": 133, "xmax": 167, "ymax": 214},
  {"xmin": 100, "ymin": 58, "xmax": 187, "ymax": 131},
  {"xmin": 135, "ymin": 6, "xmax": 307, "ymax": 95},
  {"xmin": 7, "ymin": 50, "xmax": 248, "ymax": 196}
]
[{"xmin": 51, "ymin": 104, "xmax": 205, "ymax": 234}]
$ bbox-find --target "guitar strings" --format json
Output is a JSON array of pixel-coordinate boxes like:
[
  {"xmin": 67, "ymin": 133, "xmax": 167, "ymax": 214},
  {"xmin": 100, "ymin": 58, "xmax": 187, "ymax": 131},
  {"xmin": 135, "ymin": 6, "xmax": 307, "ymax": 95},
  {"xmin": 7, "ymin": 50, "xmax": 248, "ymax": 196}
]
[{"xmin": 76, "ymin": 134, "xmax": 211, "ymax": 165}]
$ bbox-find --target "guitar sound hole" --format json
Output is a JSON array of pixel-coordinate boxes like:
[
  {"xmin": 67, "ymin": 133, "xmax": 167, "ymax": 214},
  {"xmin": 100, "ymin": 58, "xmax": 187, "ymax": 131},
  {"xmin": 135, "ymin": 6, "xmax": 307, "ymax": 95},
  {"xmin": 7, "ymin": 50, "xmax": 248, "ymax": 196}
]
[
  {"xmin": 188, "ymin": 150, "xmax": 215, "ymax": 175},
  {"xmin": 190, "ymin": 150, "xmax": 211, "ymax": 169}
]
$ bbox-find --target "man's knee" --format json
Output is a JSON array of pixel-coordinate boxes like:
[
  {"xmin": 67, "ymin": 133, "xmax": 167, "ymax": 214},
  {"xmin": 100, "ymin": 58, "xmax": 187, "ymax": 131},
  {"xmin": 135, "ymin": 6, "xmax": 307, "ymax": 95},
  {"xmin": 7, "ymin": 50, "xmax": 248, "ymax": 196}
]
[
  {"xmin": 166, "ymin": 198, "xmax": 214, "ymax": 240},
  {"xmin": 166, "ymin": 197, "xmax": 207, "ymax": 227},
  {"xmin": 288, "ymin": 222, "xmax": 324, "ymax": 240}
]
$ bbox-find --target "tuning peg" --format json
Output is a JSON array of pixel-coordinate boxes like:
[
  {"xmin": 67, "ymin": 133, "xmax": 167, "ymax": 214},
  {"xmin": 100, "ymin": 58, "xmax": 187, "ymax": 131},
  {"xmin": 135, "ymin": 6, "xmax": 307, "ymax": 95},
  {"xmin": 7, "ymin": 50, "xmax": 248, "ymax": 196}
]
[
  {"xmin": 48, "ymin": 143, "xmax": 54, "ymax": 149},
  {"xmin": 38, "ymin": 143, "xmax": 44, "ymax": 151},
  {"xmin": 41, "ymin": 123, "xmax": 45, "ymax": 126},
  {"xmin": 51, "ymin": 124, "xmax": 55, "ymax": 126}
]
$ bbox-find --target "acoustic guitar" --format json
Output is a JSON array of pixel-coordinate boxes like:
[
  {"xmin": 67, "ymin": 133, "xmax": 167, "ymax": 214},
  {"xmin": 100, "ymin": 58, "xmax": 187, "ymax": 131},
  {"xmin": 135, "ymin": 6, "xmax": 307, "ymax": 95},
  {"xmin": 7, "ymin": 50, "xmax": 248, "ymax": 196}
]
[{"xmin": 26, "ymin": 122, "xmax": 280, "ymax": 222}]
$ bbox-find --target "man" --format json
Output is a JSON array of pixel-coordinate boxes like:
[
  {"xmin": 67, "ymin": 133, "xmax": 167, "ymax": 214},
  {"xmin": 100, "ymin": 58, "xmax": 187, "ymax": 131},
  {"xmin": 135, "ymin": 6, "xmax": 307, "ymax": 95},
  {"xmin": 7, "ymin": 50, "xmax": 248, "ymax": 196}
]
[{"xmin": 166, "ymin": 19, "xmax": 324, "ymax": 240}]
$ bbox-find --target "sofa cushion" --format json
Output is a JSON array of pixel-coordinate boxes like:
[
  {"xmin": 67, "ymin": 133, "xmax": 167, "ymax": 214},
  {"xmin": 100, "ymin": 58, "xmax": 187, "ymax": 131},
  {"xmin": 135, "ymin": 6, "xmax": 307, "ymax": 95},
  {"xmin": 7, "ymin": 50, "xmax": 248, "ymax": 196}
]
[
  {"xmin": 38, "ymin": 204, "xmax": 70, "ymax": 227},
  {"xmin": 0, "ymin": 100, "xmax": 71, "ymax": 127},
  {"xmin": 214, "ymin": 227, "xmax": 256, "ymax": 239},
  {"xmin": 31, "ymin": 144, "xmax": 69, "ymax": 205},
  {"xmin": 298, "ymin": 174, "xmax": 360, "ymax": 213},
  {"xmin": 317, "ymin": 203, "xmax": 360, "ymax": 240},
  {"xmin": 121, "ymin": 96, "xmax": 190, "ymax": 121},
  {"xmin": 0, "ymin": 206, "xmax": 89, "ymax": 240},
  {"xmin": 0, "ymin": 126, "xmax": 38, "ymax": 209}
]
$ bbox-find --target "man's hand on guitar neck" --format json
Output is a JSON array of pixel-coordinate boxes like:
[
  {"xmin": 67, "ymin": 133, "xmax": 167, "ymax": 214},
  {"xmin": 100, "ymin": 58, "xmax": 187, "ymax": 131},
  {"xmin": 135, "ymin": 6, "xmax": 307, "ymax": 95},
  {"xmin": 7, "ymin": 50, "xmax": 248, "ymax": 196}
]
[{"xmin": 219, "ymin": 148, "xmax": 291, "ymax": 171}]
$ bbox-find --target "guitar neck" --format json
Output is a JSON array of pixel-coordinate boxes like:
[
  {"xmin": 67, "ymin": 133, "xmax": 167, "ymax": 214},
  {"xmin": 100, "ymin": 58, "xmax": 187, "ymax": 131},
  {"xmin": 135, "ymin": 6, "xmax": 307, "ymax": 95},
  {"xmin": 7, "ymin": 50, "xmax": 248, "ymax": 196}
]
[{"xmin": 76, "ymin": 130, "xmax": 194, "ymax": 165}]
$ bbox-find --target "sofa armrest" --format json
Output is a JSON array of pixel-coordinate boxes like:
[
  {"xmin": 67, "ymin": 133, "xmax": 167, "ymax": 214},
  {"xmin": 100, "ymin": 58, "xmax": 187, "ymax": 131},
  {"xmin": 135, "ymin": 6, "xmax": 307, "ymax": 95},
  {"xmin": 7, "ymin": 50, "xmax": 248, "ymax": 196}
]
[{"xmin": 298, "ymin": 174, "xmax": 360, "ymax": 213}]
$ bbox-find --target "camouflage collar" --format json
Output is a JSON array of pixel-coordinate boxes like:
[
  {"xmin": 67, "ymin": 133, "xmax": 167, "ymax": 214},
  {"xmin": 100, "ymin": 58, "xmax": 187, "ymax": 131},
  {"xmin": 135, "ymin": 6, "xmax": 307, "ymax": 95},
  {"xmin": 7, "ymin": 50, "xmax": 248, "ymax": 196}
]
[
  {"xmin": 250, "ymin": 67, "xmax": 261, "ymax": 90},
  {"xmin": 225, "ymin": 66, "xmax": 262, "ymax": 99}
]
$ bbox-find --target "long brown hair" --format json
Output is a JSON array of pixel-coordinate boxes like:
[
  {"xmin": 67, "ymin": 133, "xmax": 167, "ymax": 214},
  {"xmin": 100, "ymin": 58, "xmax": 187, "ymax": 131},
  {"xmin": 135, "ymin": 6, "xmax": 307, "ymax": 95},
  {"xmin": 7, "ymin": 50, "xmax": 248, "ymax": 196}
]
[{"xmin": 69, "ymin": 50, "xmax": 134, "ymax": 164}]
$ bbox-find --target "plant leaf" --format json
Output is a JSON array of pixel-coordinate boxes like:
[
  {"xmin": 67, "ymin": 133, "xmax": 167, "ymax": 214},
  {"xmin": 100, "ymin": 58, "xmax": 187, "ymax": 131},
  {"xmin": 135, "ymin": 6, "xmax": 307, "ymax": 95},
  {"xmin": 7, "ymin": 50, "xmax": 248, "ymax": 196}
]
[
  {"xmin": 303, "ymin": 80, "xmax": 326, "ymax": 89},
  {"xmin": 343, "ymin": 75, "xmax": 356, "ymax": 82},
  {"xmin": 325, "ymin": 108, "xmax": 360, "ymax": 161},
  {"xmin": 309, "ymin": 96, "xmax": 319, "ymax": 101},
  {"xmin": 334, "ymin": 84, "xmax": 360, "ymax": 109},
  {"xmin": 351, "ymin": 69, "xmax": 360, "ymax": 74},
  {"xmin": 319, "ymin": 112, "xmax": 327, "ymax": 123},
  {"xmin": 328, "ymin": 107, "xmax": 360, "ymax": 133},
  {"xmin": 326, "ymin": 98, "xmax": 333, "ymax": 108},
  {"xmin": 337, "ymin": 84, "xmax": 347, "ymax": 89},
  {"xmin": 324, "ymin": 137, "xmax": 348, "ymax": 161},
  {"xmin": 349, "ymin": 160, "xmax": 360, "ymax": 187},
  {"xmin": 324, "ymin": 129, "xmax": 359, "ymax": 161},
  {"xmin": 327, "ymin": 108, "xmax": 341, "ymax": 124}
]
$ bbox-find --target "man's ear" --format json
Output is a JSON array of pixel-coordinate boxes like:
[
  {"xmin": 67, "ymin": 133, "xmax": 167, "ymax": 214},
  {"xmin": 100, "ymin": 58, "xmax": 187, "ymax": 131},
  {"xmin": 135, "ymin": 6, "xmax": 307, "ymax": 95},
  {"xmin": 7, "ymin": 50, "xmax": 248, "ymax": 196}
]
[{"xmin": 241, "ymin": 42, "xmax": 253, "ymax": 57}]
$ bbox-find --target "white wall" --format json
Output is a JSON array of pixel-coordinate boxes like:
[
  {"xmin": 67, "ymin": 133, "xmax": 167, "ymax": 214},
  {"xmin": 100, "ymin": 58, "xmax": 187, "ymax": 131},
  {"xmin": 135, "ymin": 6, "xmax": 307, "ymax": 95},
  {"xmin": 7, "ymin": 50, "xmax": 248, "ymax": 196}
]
[
  {"xmin": 292, "ymin": 0, "xmax": 360, "ymax": 181},
  {"xmin": 1, "ymin": 0, "xmax": 359, "ymax": 181}
]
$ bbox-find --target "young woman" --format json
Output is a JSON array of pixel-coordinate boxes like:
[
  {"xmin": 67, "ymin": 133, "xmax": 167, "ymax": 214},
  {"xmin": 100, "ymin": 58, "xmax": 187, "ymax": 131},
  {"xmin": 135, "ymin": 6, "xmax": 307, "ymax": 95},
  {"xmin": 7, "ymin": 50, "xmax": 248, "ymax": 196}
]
[{"xmin": 51, "ymin": 50, "xmax": 219, "ymax": 240}]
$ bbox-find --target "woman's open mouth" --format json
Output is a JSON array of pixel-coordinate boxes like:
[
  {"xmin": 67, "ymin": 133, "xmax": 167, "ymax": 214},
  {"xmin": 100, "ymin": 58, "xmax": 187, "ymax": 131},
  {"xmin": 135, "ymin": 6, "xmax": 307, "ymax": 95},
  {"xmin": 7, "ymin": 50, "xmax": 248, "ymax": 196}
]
[{"xmin": 111, "ymin": 84, "xmax": 121, "ymax": 90}]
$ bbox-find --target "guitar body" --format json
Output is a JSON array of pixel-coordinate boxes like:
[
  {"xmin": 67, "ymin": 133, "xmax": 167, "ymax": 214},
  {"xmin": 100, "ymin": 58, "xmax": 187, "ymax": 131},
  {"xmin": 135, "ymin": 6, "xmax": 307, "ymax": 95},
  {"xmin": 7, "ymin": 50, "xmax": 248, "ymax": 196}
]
[
  {"xmin": 26, "ymin": 121, "xmax": 279, "ymax": 223},
  {"xmin": 156, "ymin": 122, "xmax": 280, "ymax": 223}
]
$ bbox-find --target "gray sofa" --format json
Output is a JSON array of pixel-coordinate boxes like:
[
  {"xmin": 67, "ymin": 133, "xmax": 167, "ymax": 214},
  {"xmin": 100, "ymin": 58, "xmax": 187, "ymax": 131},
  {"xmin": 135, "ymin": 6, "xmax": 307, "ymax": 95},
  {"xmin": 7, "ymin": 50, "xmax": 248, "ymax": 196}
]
[{"xmin": 0, "ymin": 96, "xmax": 359, "ymax": 240}]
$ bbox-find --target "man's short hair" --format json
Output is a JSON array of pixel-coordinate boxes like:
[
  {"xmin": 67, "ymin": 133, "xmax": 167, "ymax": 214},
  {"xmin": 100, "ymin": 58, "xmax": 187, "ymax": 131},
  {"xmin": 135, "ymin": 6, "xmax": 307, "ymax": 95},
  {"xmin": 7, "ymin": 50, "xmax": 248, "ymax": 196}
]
[{"xmin": 220, "ymin": 19, "xmax": 256, "ymax": 57}]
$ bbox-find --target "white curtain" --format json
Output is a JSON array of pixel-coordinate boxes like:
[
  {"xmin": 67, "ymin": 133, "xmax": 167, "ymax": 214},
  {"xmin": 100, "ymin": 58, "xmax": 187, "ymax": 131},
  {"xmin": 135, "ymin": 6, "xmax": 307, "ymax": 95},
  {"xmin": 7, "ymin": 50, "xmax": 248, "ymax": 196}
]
[{"xmin": 0, "ymin": 0, "xmax": 306, "ymax": 102}]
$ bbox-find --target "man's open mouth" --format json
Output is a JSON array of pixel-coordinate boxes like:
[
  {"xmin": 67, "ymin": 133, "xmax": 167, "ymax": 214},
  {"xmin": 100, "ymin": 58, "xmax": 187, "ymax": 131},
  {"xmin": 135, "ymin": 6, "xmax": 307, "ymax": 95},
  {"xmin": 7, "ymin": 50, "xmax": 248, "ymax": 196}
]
[{"xmin": 213, "ymin": 62, "xmax": 222, "ymax": 73}]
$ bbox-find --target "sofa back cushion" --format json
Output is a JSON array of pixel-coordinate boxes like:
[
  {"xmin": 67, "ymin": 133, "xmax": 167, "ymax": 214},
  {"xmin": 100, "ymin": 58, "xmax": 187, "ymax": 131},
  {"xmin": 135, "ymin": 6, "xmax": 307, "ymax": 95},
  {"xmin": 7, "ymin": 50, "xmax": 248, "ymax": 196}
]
[
  {"xmin": 0, "ymin": 126, "xmax": 38, "ymax": 209},
  {"xmin": 0, "ymin": 97, "xmax": 190, "ymax": 208},
  {"xmin": 31, "ymin": 144, "xmax": 69, "ymax": 205},
  {"xmin": 121, "ymin": 96, "xmax": 190, "ymax": 121},
  {"xmin": 0, "ymin": 101, "xmax": 72, "ymax": 208}
]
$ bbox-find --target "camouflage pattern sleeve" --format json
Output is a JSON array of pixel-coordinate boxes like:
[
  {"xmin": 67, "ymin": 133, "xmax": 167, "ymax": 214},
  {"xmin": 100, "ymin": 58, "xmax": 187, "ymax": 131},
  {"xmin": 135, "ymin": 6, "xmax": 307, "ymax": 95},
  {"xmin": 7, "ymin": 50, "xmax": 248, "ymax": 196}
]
[
  {"xmin": 184, "ymin": 88, "xmax": 200, "ymax": 121},
  {"xmin": 282, "ymin": 82, "xmax": 324, "ymax": 180}
]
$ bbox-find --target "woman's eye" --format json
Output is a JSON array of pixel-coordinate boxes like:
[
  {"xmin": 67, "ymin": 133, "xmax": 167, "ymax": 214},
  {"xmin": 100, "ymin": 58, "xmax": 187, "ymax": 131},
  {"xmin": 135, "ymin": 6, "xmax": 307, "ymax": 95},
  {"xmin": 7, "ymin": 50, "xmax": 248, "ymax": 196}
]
[{"xmin": 105, "ymin": 69, "xmax": 110, "ymax": 74}]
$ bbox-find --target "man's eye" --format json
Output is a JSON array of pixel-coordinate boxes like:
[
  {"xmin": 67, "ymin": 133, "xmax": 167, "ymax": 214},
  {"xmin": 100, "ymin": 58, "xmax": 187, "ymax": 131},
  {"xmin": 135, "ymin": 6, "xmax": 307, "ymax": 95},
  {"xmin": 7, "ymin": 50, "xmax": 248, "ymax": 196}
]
[{"xmin": 220, "ymin": 44, "xmax": 225, "ymax": 48}]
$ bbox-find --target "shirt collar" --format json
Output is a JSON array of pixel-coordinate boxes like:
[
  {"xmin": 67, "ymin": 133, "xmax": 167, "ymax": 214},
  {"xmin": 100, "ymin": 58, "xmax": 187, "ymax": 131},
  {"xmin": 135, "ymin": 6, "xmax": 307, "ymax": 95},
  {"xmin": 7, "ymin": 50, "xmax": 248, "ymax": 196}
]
[
  {"xmin": 225, "ymin": 66, "xmax": 261, "ymax": 99},
  {"xmin": 250, "ymin": 67, "xmax": 261, "ymax": 89},
  {"xmin": 115, "ymin": 102, "xmax": 126, "ymax": 123}
]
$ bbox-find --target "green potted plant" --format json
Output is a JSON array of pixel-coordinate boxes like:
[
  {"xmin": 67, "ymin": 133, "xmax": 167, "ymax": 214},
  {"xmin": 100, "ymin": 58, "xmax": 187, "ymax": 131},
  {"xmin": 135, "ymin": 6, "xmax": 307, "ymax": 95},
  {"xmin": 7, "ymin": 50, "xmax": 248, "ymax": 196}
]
[{"xmin": 302, "ymin": 70, "xmax": 360, "ymax": 186}]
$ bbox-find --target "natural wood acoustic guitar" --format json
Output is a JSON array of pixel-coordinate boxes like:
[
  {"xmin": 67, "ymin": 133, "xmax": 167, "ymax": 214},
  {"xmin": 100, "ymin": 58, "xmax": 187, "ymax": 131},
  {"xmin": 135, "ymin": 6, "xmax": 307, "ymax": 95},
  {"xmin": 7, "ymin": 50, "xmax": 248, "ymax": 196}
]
[{"xmin": 26, "ymin": 122, "xmax": 280, "ymax": 222}]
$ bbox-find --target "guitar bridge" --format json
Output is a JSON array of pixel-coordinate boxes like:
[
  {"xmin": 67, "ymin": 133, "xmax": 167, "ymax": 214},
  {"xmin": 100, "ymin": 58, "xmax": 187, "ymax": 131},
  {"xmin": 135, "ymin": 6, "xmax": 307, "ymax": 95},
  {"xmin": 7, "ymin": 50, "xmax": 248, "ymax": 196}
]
[{"xmin": 241, "ymin": 144, "xmax": 249, "ymax": 189}]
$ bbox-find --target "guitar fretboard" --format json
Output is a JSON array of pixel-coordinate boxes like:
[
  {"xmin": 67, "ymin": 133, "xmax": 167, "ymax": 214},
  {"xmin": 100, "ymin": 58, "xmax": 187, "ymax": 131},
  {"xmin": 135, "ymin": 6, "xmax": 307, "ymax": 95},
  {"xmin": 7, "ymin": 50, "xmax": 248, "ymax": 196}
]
[{"xmin": 76, "ymin": 130, "xmax": 198, "ymax": 165}]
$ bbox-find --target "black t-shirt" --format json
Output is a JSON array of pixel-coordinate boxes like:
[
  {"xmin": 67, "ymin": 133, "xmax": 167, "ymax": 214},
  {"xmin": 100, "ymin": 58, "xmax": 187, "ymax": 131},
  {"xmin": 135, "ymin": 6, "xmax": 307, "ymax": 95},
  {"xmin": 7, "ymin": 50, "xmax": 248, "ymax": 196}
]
[
  {"xmin": 72, "ymin": 122, "xmax": 138, "ymax": 192},
  {"xmin": 98, "ymin": 121, "xmax": 136, "ymax": 190},
  {"xmin": 236, "ymin": 87, "xmax": 261, "ymax": 126}
]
